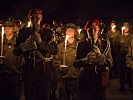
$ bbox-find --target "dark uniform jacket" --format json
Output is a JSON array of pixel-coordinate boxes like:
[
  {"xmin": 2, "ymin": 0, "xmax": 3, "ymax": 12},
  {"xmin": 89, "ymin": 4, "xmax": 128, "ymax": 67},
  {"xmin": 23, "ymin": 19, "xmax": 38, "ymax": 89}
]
[
  {"xmin": 13, "ymin": 26, "xmax": 57, "ymax": 80},
  {"xmin": 73, "ymin": 37, "xmax": 113, "ymax": 92}
]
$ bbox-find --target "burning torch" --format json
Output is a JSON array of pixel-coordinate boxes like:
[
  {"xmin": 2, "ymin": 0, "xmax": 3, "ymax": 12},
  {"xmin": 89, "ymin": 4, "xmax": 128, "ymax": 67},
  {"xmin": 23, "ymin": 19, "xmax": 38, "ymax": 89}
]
[
  {"xmin": 60, "ymin": 35, "xmax": 69, "ymax": 68},
  {"xmin": 121, "ymin": 26, "xmax": 125, "ymax": 42},
  {"xmin": 0, "ymin": 27, "xmax": 6, "ymax": 64}
]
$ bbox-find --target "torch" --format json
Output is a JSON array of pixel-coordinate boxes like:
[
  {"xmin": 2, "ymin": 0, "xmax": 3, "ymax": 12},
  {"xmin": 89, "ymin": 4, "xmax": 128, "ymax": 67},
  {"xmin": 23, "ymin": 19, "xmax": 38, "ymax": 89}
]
[
  {"xmin": 121, "ymin": 26, "xmax": 125, "ymax": 42},
  {"xmin": 60, "ymin": 35, "xmax": 69, "ymax": 68},
  {"xmin": 27, "ymin": 20, "xmax": 32, "ymax": 27},
  {"xmin": 111, "ymin": 25, "xmax": 116, "ymax": 30},
  {"xmin": 0, "ymin": 27, "xmax": 5, "ymax": 64}
]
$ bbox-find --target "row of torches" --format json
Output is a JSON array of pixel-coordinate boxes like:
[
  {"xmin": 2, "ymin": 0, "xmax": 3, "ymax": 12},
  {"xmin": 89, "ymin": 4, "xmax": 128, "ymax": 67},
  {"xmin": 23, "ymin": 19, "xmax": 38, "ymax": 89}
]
[
  {"xmin": 60, "ymin": 25, "xmax": 125, "ymax": 67},
  {"xmin": 0, "ymin": 20, "xmax": 125, "ymax": 65}
]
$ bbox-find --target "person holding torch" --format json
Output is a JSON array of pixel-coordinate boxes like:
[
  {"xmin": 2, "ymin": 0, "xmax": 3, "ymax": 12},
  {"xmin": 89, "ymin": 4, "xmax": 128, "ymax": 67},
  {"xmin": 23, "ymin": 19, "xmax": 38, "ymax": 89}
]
[
  {"xmin": 0, "ymin": 19, "xmax": 23, "ymax": 100},
  {"xmin": 116, "ymin": 22, "xmax": 133, "ymax": 93},
  {"xmin": 53, "ymin": 23, "xmax": 79, "ymax": 100},
  {"xmin": 107, "ymin": 20, "xmax": 120, "ymax": 79}
]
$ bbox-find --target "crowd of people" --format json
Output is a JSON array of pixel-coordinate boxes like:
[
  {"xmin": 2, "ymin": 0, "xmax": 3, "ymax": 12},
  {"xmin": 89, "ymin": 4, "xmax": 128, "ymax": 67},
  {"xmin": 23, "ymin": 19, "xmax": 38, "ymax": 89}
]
[{"xmin": 0, "ymin": 7, "xmax": 133, "ymax": 100}]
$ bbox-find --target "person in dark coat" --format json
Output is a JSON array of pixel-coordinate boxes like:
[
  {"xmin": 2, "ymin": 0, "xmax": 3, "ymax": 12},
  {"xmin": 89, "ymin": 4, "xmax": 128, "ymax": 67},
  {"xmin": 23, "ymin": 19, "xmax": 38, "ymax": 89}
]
[
  {"xmin": 73, "ymin": 18, "xmax": 113, "ymax": 100},
  {"xmin": 13, "ymin": 8, "xmax": 57, "ymax": 100}
]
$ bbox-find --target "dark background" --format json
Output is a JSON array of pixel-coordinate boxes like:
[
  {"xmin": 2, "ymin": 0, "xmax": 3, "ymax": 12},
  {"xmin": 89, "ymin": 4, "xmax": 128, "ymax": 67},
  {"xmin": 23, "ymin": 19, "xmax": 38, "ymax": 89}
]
[{"xmin": 0, "ymin": 0, "xmax": 132, "ymax": 26}]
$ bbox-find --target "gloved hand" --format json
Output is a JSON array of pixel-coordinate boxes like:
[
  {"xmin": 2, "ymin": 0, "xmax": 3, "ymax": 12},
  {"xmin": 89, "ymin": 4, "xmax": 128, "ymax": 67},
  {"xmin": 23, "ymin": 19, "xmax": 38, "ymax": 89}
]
[
  {"xmin": 86, "ymin": 51, "xmax": 97, "ymax": 64},
  {"xmin": 35, "ymin": 32, "xmax": 42, "ymax": 44},
  {"xmin": 20, "ymin": 36, "xmax": 37, "ymax": 52},
  {"xmin": 86, "ymin": 52, "xmax": 106, "ymax": 65},
  {"xmin": 96, "ymin": 54, "xmax": 106, "ymax": 65},
  {"xmin": 85, "ymin": 45, "xmax": 105, "ymax": 64},
  {"xmin": 92, "ymin": 45, "xmax": 101, "ymax": 57}
]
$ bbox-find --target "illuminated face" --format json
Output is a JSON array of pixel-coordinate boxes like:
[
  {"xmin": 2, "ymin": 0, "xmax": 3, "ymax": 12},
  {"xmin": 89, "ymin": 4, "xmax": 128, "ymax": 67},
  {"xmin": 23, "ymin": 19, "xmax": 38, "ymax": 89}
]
[
  {"xmin": 4, "ymin": 26, "xmax": 14, "ymax": 36},
  {"xmin": 65, "ymin": 28, "xmax": 76, "ymax": 38},
  {"xmin": 123, "ymin": 26, "xmax": 129, "ymax": 33}
]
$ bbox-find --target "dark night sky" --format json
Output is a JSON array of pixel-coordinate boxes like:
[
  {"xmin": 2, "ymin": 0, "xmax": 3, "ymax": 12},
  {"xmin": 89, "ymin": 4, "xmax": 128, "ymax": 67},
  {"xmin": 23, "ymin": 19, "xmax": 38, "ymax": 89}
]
[{"xmin": 0, "ymin": 0, "xmax": 133, "ymax": 26}]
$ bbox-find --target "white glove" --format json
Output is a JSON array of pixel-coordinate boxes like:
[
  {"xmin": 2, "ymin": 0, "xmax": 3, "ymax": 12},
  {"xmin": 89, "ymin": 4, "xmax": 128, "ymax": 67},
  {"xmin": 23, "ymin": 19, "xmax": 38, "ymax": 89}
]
[
  {"xmin": 92, "ymin": 45, "xmax": 101, "ymax": 57},
  {"xmin": 96, "ymin": 54, "xmax": 106, "ymax": 65},
  {"xmin": 86, "ymin": 52, "xmax": 106, "ymax": 65},
  {"xmin": 20, "ymin": 36, "xmax": 37, "ymax": 52},
  {"xmin": 86, "ymin": 51, "xmax": 97, "ymax": 64},
  {"xmin": 35, "ymin": 32, "xmax": 42, "ymax": 44}
]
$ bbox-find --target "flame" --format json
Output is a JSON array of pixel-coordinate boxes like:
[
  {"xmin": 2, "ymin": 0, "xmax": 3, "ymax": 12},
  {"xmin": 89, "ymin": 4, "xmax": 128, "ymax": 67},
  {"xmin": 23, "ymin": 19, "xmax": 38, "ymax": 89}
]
[
  {"xmin": 2, "ymin": 27, "xmax": 4, "ymax": 36},
  {"xmin": 78, "ymin": 29, "xmax": 82, "ymax": 34},
  {"xmin": 111, "ymin": 25, "xmax": 116, "ymax": 30},
  {"xmin": 65, "ymin": 35, "xmax": 69, "ymax": 44},
  {"xmin": 27, "ymin": 21, "xmax": 31, "ymax": 27},
  {"xmin": 121, "ymin": 26, "xmax": 125, "ymax": 35},
  {"xmin": 121, "ymin": 26, "xmax": 125, "ymax": 31}
]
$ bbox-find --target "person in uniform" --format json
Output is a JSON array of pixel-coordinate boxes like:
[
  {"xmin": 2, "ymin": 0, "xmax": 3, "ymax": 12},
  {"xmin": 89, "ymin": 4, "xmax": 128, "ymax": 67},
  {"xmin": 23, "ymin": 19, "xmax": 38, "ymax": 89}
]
[
  {"xmin": 13, "ymin": 8, "xmax": 57, "ymax": 100},
  {"xmin": 73, "ymin": 18, "xmax": 113, "ymax": 100},
  {"xmin": 107, "ymin": 20, "xmax": 120, "ymax": 79},
  {"xmin": 53, "ymin": 23, "xmax": 79, "ymax": 100},
  {"xmin": 0, "ymin": 19, "xmax": 22, "ymax": 100},
  {"xmin": 117, "ymin": 22, "xmax": 133, "ymax": 92}
]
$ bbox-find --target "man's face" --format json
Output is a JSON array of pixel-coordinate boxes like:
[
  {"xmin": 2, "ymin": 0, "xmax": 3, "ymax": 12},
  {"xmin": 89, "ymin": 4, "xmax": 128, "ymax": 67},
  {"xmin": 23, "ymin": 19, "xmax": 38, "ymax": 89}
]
[
  {"xmin": 4, "ymin": 26, "xmax": 14, "ymax": 36},
  {"xmin": 88, "ymin": 26, "xmax": 100, "ymax": 39},
  {"xmin": 31, "ymin": 13, "xmax": 42, "ymax": 24},
  {"xmin": 123, "ymin": 26, "xmax": 129, "ymax": 33},
  {"xmin": 93, "ymin": 26, "xmax": 100, "ymax": 33},
  {"xmin": 65, "ymin": 28, "xmax": 76, "ymax": 38}
]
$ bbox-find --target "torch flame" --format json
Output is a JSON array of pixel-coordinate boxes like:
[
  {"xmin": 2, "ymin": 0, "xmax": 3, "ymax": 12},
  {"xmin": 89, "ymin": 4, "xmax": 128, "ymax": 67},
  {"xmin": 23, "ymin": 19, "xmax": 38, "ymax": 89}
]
[
  {"xmin": 65, "ymin": 35, "xmax": 69, "ymax": 44},
  {"xmin": 111, "ymin": 25, "xmax": 116, "ymax": 30},
  {"xmin": 27, "ymin": 21, "xmax": 31, "ymax": 27},
  {"xmin": 121, "ymin": 26, "xmax": 125, "ymax": 31},
  {"xmin": 78, "ymin": 29, "xmax": 82, "ymax": 34},
  {"xmin": 2, "ymin": 27, "xmax": 4, "ymax": 36}
]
